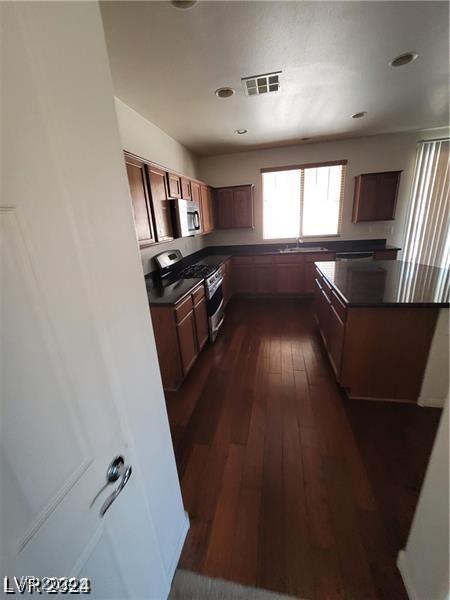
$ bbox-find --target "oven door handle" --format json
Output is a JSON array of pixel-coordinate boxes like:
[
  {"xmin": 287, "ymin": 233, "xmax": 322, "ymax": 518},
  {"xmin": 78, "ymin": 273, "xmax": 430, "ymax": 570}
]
[{"xmin": 212, "ymin": 315, "xmax": 225, "ymax": 335}]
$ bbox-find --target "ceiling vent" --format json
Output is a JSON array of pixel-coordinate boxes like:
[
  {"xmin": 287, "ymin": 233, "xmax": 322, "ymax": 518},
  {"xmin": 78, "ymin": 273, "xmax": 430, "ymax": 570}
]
[{"xmin": 241, "ymin": 71, "xmax": 281, "ymax": 96}]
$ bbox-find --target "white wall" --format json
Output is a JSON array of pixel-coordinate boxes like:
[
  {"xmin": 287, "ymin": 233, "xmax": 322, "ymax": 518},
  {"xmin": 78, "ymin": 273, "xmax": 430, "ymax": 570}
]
[
  {"xmin": 114, "ymin": 98, "xmax": 208, "ymax": 274},
  {"xmin": 398, "ymin": 399, "xmax": 449, "ymax": 600},
  {"xmin": 198, "ymin": 128, "xmax": 450, "ymax": 251}
]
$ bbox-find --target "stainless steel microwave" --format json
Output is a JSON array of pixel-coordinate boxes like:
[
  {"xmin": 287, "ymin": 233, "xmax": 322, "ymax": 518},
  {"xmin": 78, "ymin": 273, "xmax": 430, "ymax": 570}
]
[{"xmin": 174, "ymin": 199, "xmax": 201, "ymax": 237}]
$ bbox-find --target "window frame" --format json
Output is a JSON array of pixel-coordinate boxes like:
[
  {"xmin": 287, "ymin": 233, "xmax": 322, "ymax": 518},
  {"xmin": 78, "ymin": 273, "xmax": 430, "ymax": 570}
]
[{"xmin": 261, "ymin": 159, "xmax": 347, "ymax": 240}]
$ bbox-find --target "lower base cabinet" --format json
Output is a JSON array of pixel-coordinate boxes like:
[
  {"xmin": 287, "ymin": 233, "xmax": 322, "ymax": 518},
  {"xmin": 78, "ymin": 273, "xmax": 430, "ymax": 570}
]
[
  {"xmin": 314, "ymin": 266, "xmax": 438, "ymax": 402},
  {"xmin": 150, "ymin": 282, "xmax": 208, "ymax": 391}
]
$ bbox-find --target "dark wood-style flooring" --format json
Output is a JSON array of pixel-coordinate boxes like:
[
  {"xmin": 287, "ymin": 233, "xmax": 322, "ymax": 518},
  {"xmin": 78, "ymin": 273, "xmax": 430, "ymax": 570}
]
[{"xmin": 166, "ymin": 298, "xmax": 441, "ymax": 600}]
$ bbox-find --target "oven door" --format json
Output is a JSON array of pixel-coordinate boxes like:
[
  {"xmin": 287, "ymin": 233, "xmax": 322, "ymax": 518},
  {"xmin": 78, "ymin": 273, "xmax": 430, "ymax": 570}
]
[{"xmin": 207, "ymin": 285, "xmax": 224, "ymax": 342}]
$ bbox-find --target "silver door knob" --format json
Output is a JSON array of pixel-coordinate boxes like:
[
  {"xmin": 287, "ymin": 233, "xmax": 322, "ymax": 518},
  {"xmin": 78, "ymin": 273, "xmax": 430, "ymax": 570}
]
[{"xmin": 100, "ymin": 464, "xmax": 132, "ymax": 517}]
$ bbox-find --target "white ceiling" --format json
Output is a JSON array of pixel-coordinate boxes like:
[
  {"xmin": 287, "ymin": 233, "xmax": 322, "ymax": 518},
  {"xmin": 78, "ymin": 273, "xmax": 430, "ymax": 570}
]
[{"xmin": 100, "ymin": 1, "xmax": 449, "ymax": 156}]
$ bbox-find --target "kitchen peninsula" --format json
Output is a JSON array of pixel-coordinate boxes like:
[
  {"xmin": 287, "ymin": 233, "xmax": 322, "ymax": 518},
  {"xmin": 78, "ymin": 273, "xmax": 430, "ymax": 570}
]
[{"xmin": 314, "ymin": 259, "xmax": 449, "ymax": 403}]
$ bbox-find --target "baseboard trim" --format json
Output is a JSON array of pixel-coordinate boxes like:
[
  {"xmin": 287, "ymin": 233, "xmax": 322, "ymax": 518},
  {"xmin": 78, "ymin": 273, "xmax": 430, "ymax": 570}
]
[
  {"xmin": 167, "ymin": 510, "xmax": 190, "ymax": 584},
  {"xmin": 397, "ymin": 549, "xmax": 419, "ymax": 600},
  {"xmin": 418, "ymin": 396, "xmax": 446, "ymax": 408}
]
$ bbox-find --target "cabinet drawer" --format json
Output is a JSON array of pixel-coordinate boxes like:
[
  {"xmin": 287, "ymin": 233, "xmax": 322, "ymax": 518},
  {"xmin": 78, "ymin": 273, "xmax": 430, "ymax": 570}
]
[
  {"xmin": 174, "ymin": 295, "xmax": 193, "ymax": 323},
  {"xmin": 192, "ymin": 284, "xmax": 205, "ymax": 305},
  {"xmin": 304, "ymin": 252, "xmax": 335, "ymax": 262},
  {"xmin": 274, "ymin": 254, "xmax": 303, "ymax": 264},
  {"xmin": 253, "ymin": 255, "xmax": 274, "ymax": 264},
  {"xmin": 331, "ymin": 290, "xmax": 346, "ymax": 322},
  {"xmin": 233, "ymin": 255, "xmax": 254, "ymax": 265}
]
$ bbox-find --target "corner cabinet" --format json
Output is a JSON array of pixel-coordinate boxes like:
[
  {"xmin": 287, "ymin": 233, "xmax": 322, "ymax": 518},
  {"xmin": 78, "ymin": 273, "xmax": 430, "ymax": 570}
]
[
  {"xmin": 214, "ymin": 185, "xmax": 254, "ymax": 229},
  {"xmin": 150, "ymin": 283, "xmax": 208, "ymax": 391},
  {"xmin": 352, "ymin": 170, "xmax": 402, "ymax": 222},
  {"xmin": 124, "ymin": 155, "xmax": 156, "ymax": 248}
]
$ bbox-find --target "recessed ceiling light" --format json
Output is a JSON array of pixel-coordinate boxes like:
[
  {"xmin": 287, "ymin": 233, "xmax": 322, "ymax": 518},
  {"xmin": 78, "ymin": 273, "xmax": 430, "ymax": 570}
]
[
  {"xmin": 170, "ymin": 1, "xmax": 198, "ymax": 9},
  {"xmin": 351, "ymin": 111, "xmax": 368, "ymax": 119},
  {"xmin": 235, "ymin": 129, "xmax": 248, "ymax": 135},
  {"xmin": 389, "ymin": 52, "xmax": 419, "ymax": 67},
  {"xmin": 215, "ymin": 87, "xmax": 235, "ymax": 99}
]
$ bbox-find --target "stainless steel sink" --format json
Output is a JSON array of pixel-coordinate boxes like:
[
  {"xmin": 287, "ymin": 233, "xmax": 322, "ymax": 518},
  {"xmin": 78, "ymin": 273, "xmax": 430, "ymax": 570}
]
[{"xmin": 278, "ymin": 246, "xmax": 327, "ymax": 254}]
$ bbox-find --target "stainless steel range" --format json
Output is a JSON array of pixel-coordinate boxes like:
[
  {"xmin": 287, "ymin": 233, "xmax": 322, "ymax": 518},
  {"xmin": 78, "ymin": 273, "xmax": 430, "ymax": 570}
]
[{"xmin": 154, "ymin": 250, "xmax": 225, "ymax": 342}]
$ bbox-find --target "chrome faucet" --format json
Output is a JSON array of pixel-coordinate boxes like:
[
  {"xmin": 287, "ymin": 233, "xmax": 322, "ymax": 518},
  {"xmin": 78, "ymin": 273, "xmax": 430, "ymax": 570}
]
[{"xmin": 296, "ymin": 237, "xmax": 303, "ymax": 248}]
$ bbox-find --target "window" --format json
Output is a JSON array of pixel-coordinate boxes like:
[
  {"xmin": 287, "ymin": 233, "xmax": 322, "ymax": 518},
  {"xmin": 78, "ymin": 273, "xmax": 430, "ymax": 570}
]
[
  {"xmin": 403, "ymin": 138, "xmax": 449, "ymax": 269},
  {"xmin": 262, "ymin": 161, "xmax": 346, "ymax": 239}
]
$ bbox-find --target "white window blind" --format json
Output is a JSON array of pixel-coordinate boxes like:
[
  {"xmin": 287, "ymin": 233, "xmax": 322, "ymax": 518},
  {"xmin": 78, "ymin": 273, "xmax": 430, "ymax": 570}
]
[
  {"xmin": 403, "ymin": 139, "xmax": 449, "ymax": 268},
  {"xmin": 262, "ymin": 161, "xmax": 346, "ymax": 240}
]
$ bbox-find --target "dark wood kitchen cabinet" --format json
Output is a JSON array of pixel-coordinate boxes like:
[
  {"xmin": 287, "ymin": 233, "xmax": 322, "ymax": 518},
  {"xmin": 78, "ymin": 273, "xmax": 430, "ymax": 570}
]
[
  {"xmin": 192, "ymin": 286, "xmax": 209, "ymax": 351},
  {"xmin": 180, "ymin": 177, "xmax": 192, "ymax": 200},
  {"xmin": 352, "ymin": 170, "xmax": 402, "ymax": 222},
  {"xmin": 124, "ymin": 154, "xmax": 156, "ymax": 248},
  {"xmin": 274, "ymin": 255, "xmax": 304, "ymax": 294},
  {"xmin": 200, "ymin": 185, "xmax": 215, "ymax": 234},
  {"xmin": 221, "ymin": 260, "xmax": 232, "ymax": 305},
  {"xmin": 190, "ymin": 180, "xmax": 201, "ymax": 203},
  {"xmin": 253, "ymin": 256, "xmax": 275, "ymax": 294},
  {"xmin": 214, "ymin": 185, "xmax": 254, "ymax": 229},
  {"xmin": 150, "ymin": 282, "xmax": 208, "ymax": 391},
  {"xmin": 177, "ymin": 309, "xmax": 198, "ymax": 375},
  {"xmin": 167, "ymin": 172, "xmax": 182, "ymax": 199},
  {"xmin": 146, "ymin": 165, "xmax": 174, "ymax": 242},
  {"xmin": 232, "ymin": 257, "xmax": 255, "ymax": 294}
]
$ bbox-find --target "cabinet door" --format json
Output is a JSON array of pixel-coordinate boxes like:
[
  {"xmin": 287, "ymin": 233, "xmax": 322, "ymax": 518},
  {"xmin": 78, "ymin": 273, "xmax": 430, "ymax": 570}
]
[
  {"xmin": 214, "ymin": 188, "xmax": 234, "ymax": 229},
  {"xmin": 222, "ymin": 261, "xmax": 232, "ymax": 304},
  {"xmin": 180, "ymin": 177, "xmax": 192, "ymax": 200},
  {"xmin": 147, "ymin": 166, "xmax": 174, "ymax": 242},
  {"xmin": 191, "ymin": 180, "xmax": 201, "ymax": 203},
  {"xmin": 125, "ymin": 157, "xmax": 156, "ymax": 247},
  {"xmin": 275, "ymin": 263, "xmax": 304, "ymax": 294},
  {"xmin": 353, "ymin": 171, "xmax": 401, "ymax": 222},
  {"xmin": 232, "ymin": 263, "xmax": 255, "ymax": 294},
  {"xmin": 176, "ymin": 310, "xmax": 198, "ymax": 376},
  {"xmin": 194, "ymin": 295, "xmax": 209, "ymax": 351},
  {"xmin": 232, "ymin": 186, "xmax": 254, "ymax": 228},
  {"xmin": 254, "ymin": 263, "xmax": 275, "ymax": 294},
  {"xmin": 316, "ymin": 282, "xmax": 331, "ymax": 347},
  {"xmin": 374, "ymin": 172, "xmax": 401, "ymax": 220},
  {"xmin": 328, "ymin": 305, "xmax": 345, "ymax": 377},
  {"xmin": 207, "ymin": 187, "xmax": 215, "ymax": 231},
  {"xmin": 167, "ymin": 172, "xmax": 182, "ymax": 199},
  {"xmin": 200, "ymin": 184, "xmax": 213, "ymax": 233}
]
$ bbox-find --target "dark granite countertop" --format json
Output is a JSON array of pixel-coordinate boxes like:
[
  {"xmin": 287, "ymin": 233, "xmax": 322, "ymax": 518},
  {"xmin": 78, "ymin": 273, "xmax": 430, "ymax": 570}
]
[
  {"xmin": 315, "ymin": 260, "xmax": 450, "ymax": 307},
  {"xmin": 194, "ymin": 254, "xmax": 232, "ymax": 266},
  {"xmin": 146, "ymin": 276, "xmax": 204, "ymax": 306}
]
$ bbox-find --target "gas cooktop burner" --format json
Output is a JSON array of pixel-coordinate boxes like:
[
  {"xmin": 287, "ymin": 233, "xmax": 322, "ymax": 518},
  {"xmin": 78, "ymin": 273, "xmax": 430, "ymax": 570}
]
[{"xmin": 179, "ymin": 264, "xmax": 217, "ymax": 279}]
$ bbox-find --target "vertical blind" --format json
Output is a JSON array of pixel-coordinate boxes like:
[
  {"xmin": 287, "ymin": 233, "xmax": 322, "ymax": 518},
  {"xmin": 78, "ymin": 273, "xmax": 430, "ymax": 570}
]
[{"xmin": 403, "ymin": 139, "xmax": 449, "ymax": 268}]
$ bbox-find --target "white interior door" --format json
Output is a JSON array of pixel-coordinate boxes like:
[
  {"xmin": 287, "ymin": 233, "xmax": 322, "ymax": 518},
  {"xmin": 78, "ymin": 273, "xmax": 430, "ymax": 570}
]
[{"xmin": 0, "ymin": 3, "xmax": 187, "ymax": 598}]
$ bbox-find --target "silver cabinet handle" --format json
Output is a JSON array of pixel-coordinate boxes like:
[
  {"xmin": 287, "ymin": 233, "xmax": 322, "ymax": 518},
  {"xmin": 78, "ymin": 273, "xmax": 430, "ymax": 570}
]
[{"xmin": 100, "ymin": 465, "xmax": 132, "ymax": 517}]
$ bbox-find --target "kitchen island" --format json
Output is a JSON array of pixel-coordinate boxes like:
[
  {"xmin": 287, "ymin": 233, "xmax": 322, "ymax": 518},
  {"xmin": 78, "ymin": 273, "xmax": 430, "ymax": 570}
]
[{"xmin": 314, "ymin": 259, "xmax": 449, "ymax": 403}]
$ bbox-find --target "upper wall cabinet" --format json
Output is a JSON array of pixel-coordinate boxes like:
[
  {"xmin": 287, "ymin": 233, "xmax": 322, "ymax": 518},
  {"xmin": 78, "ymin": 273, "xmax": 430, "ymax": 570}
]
[
  {"xmin": 352, "ymin": 171, "xmax": 402, "ymax": 222},
  {"xmin": 214, "ymin": 184, "xmax": 254, "ymax": 229},
  {"xmin": 200, "ymin": 184, "xmax": 215, "ymax": 234},
  {"xmin": 167, "ymin": 172, "xmax": 182, "ymax": 199},
  {"xmin": 147, "ymin": 165, "xmax": 174, "ymax": 242},
  {"xmin": 180, "ymin": 177, "xmax": 192, "ymax": 200},
  {"xmin": 190, "ymin": 180, "xmax": 201, "ymax": 204},
  {"xmin": 124, "ymin": 154, "xmax": 156, "ymax": 248}
]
